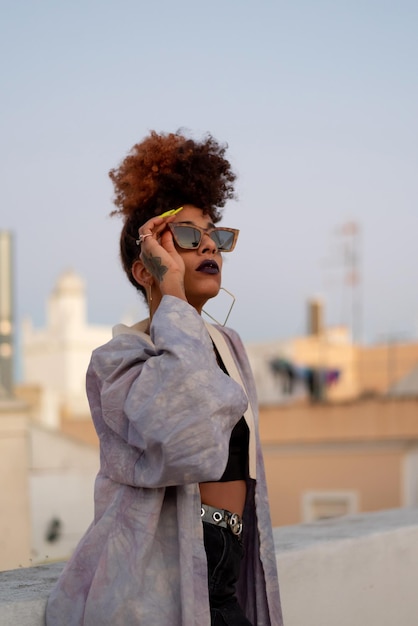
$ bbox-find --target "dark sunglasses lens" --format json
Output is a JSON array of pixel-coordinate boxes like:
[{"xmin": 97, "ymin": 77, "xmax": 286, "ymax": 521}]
[
  {"xmin": 172, "ymin": 225, "xmax": 201, "ymax": 248},
  {"xmin": 211, "ymin": 230, "xmax": 235, "ymax": 251}
]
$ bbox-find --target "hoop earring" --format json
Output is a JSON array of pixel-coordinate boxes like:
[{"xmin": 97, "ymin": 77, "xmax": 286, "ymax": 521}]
[
  {"xmin": 145, "ymin": 284, "xmax": 152, "ymax": 318},
  {"xmin": 202, "ymin": 287, "xmax": 236, "ymax": 327}
]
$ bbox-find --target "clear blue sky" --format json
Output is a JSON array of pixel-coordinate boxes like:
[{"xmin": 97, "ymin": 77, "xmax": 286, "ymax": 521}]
[{"xmin": 1, "ymin": 0, "xmax": 418, "ymax": 346}]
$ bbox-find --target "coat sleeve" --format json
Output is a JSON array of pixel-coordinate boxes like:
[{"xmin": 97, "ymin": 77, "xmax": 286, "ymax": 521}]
[{"xmin": 87, "ymin": 296, "xmax": 248, "ymax": 488}]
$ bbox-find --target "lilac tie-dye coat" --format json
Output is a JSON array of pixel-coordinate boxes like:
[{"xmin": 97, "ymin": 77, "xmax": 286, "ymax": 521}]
[{"xmin": 46, "ymin": 296, "xmax": 283, "ymax": 625}]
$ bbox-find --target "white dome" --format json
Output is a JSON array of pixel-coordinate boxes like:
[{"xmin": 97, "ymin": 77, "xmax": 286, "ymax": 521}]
[{"xmin": 53, "ymin": 270, "xmax": 85, "ymax": 297}]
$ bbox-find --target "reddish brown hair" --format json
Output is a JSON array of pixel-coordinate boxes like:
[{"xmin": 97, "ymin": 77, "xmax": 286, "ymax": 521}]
[{"xmin": 109, "ymin": 130, "xmax": 236, "ymax": 296}]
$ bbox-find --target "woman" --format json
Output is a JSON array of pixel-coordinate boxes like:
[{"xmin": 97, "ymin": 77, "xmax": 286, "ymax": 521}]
[{"xmin": 46, "ymin": 131, "xmax": 283, "ymax": 625}]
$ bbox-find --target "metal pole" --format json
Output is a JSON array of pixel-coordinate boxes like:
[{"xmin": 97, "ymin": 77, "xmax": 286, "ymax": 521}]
[{"xmin": 0, "ymin": 231, "xmax": 14, "ymax": 397}]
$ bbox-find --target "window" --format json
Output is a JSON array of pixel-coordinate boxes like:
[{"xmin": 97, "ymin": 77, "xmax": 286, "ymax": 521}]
[{"xmin": 302, "ymin": 491, "xmax": 358, "ymax": 522}]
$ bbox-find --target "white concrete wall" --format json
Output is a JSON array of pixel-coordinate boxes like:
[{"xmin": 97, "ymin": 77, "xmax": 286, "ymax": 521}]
[
  {"xmin": 0, "ymin": 421, "xmax": 98, "ymax": 571},
  {"xmin": 29, "ymin": 427, "xmax": 98, "ymax": 566},
  {"xmin": 1, "ymin": 508, "xmax": 417, "ymax": 626}
]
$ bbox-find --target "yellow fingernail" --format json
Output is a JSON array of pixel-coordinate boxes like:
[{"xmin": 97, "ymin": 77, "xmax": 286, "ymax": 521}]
[{"xmin": 160, "ymin": 206, "xmax": 184, "ymax": 218}]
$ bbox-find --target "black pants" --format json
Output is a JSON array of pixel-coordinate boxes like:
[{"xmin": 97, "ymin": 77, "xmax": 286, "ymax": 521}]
[{"xmin": 203, "ymin": 521, "xmax": 253, "ymax": 626}]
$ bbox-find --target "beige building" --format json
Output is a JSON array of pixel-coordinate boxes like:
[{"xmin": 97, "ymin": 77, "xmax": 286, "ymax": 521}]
[
  {"xmin": 247, "ymin": 298, "xmax": 418, "ymax": 405},
  {"xmin": 245, "ymin": 299, "xmax": 418, "ymax": 526},
  {"xmin": 260, "ymin": 398, "xmax": 418, "ymax": 526}
]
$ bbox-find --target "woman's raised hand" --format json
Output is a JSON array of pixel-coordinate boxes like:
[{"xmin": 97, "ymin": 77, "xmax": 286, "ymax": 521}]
[{"xmin": 138, "ymin": 216, "xmax": 187, "ymax": 300}]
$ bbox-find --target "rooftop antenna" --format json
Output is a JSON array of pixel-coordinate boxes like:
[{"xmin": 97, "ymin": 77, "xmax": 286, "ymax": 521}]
[
  {"xmin": 339, "ymin": 221, "xmax": 362, "ymax": 344},
  {"xmin": 321, "ymin": 221, "xmax": 362, "ymax": 344}
]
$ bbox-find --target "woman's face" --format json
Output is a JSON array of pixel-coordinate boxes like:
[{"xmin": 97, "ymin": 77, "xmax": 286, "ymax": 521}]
[{"xmin": 171, "ymin": 205, "xmax": 223, "ymax": 312}]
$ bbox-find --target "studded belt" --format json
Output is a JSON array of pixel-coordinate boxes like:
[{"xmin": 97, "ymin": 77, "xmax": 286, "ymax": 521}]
[{"xmin": 201, "ymin": 503, "xmax": 243, "ymax": 537}]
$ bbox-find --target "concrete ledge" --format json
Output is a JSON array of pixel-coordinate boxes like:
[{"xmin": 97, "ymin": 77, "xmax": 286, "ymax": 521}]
[
  {"xmin": 1, "ymin": 508, "xmax": 418, "ymax": 625},
  {"xmin": 274, "ymin": 507, "xmax": 418, "ymax": 626},
  {"xmin": 273, "ymin": 504, "xmax": 418, "ymax": 551},
  {"xmin": 0, "ymin": 562, "xmax": 64, "ymax": 624}
]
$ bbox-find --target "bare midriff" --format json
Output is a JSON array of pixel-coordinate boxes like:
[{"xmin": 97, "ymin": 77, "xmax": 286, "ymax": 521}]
[{"xmin": 199, "ymin": 480, "xmax": 247, "ymax": 517}]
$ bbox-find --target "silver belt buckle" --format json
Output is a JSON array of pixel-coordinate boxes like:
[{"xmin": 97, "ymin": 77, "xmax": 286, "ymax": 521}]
[{"xmin": 228, "ymin": 512, "xmax": 242, "ymax": 536}]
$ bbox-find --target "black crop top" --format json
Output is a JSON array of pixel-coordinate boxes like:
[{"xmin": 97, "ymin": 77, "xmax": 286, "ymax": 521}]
[{"xmin": 213, "ymin": 344, "xmax": 249, "ymax": 482}]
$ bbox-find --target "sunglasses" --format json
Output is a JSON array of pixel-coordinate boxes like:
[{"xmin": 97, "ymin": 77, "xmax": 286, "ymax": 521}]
[{"xmin": 167, "ymin": 223, "xmax": 239, "ymax": 252}]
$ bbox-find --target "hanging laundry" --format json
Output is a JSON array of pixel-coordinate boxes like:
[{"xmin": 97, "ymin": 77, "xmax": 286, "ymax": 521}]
[
  {"xmin": 270, "ymin": 358, "xmax": 297, "ymax": 394},
  {"xmin": 270, "ymin": 357, "xmax": 341, "ymax": 403}
]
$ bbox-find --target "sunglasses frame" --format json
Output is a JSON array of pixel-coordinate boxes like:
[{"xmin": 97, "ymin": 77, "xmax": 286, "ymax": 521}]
[{"xmin": 167, "ymin": 223, "xmax": 239, "ymax": 252}]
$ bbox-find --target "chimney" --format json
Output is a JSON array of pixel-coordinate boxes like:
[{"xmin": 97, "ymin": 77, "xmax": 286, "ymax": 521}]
[
  {"xmin": 307, "ymin": 298, "xmax": 324, "ymax": 336},
  {"xmin": 0, "ymin": 231, "xmax": 14, "ymax": 396}
]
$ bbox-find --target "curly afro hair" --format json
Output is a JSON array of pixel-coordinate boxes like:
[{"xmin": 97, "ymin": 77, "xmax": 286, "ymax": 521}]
[{"xmin": 109, "ymin": 130, "xmax": 237, "ymax": 296}]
